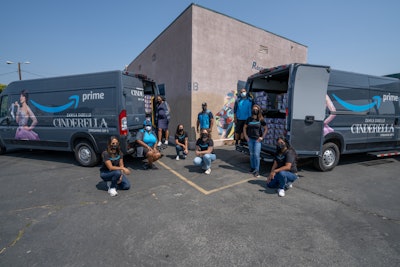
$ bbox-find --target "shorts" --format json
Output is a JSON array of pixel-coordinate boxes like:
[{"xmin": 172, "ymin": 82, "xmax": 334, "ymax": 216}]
[{"xmin": 235, "ymin": 120, "xmax": 246, "ymax": 134}]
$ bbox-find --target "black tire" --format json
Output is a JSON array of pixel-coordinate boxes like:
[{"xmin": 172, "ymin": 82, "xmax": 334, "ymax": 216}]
[
  {"xmin": 74, "ymin": 141, "xmax": 99, "ymax": 167},
  {"xmin": 313, "ymin": 142, "xmax": 340, "ymax": 172}
]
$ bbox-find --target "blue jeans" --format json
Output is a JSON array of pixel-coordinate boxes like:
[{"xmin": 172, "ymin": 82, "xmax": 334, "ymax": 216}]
[
  {"xmin": 248, "ymin": 138, "xmax": 261, "ymax": 172},
  {"xmin": 100, "ymin": 170, "xmax": 130, "ymax": 190},
  {"xmin": 176, "ymin": 145, "xmax": 187, "ymax": 157},
  {"xmin": 267, "ymin": 171, "xmax": 298, "ymax": 190},
  {"xmin": 193, "ymin": 154, "xmax": 216, "ymax": 170}
]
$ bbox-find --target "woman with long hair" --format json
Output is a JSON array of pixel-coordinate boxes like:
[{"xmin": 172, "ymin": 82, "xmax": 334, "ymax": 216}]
[
  {"xmin": 243, "ymin": 104, "xmax": 268, "ymax": 177},
  {"xmin": 266, "ymin": 136, "xmax": 298, "ymax": 197},
  {"xmin": 100, "ymin": 136, "xmax": 131, "ymax": 197}
]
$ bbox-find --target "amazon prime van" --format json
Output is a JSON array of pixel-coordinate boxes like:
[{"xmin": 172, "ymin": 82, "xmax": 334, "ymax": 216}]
[
  {"xmin": 241, "ymin": 63, "xmax": 400, "ymax": 171},
  {"xmin": 0, "ymin": 70, "xmax": 160, "ymax": 166}
]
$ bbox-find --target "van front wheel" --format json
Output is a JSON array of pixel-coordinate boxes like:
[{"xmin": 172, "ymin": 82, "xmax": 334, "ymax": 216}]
[
  {"xmin": 314, "ymin": 142, "xmax": 340, "ymax": 171},
  {"xmin": 74, "ymin": 141, "xmax": 99, "ymax": 167}
]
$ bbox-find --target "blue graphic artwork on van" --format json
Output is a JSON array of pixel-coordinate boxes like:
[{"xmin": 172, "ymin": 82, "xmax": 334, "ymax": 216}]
[
  {"xmin": 30, "ymin": 95, "xmax": 79, "ymax": 113},
  {"xmin": 332, "ymin": 94, "xmax": 381, "ymax": 112}
]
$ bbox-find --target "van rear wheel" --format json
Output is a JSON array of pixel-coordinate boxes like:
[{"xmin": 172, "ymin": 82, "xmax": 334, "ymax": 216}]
[
  {"xmin": 314, "ymin": 142, "xmax": 340, "ymax": 171},
  {"xmin": 74, "ymin": 141, "xmax": 99, "ymax": 167}
]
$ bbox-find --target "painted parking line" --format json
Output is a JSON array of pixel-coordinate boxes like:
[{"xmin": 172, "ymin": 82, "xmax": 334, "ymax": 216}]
[{"xmin": 157, "ymin": 160, "xmax": 256, "ymax": 195}]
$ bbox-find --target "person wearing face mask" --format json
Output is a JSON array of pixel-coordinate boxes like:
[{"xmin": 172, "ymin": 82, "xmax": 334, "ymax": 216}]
[
  {"xmin": 234, "ymin": 88, "xmax": 254, "ymax": 149},
  {"xmin": 243, "ymin": 104, "xmax": 268, "ymax": 177},
  {"xmin": 175, "ymin": 124, "xmax": 189, "ymax": 160},
  {"xmin": 266, "ymin": 136, "xmax": 298, "ymax": 197},
  {"xmin": 196, "ymin": 102, "xmax": 214, "ymax": 136},
  {"xmin": 136, "ymin": 119, "xmax": 162, "ymax": 170},
  {"xmin": 156, "ymin": 96, "xmax": 170, "ymax": 146},
  {"xmin": 193, "ymin": 129, "xmax": 216, "ymax": 175},
  {"xmin": 100, "ymin": 136, "xmax": 131, "ymax": 197}
]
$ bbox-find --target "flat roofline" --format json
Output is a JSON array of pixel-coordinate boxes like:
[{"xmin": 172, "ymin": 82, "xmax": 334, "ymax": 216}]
[{"xmin": 131, "ymin": 3, "xmax": 307, "ymax": 63}]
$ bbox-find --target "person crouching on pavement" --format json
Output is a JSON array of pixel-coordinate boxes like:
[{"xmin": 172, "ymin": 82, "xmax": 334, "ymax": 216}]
[
  {"xmin": 100, "ymin": 136, "xmax": 131, "ymax": 197},
  {"xmin": 193, "ymin": 129, "xmax": 216, "ymax": 175},
  {"xmin": 136, "ymin": 119, "xmax": 162, "ymax": 170},
  {"xmin": 175, "ymin": 124, "xmax": 189, "ymax": 160},
  {"xmin": 266, "ymin": 136, "xmax": 298, "ymax": 197}
]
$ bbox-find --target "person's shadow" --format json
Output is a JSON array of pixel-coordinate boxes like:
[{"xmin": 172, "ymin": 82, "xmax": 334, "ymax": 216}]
[{"xmin": 248, "ymin": 179, "xmax": 276, "ymax": 194}]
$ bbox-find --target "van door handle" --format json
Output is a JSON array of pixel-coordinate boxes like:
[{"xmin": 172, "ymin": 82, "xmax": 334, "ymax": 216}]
[{"xmin": 305, "ymin": 115, "xmax": 314, "ymax": 123}]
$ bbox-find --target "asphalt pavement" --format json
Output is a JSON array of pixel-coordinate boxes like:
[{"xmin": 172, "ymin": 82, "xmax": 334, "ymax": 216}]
[{"xmin": 0, "ymin": 144, "xmax": 399, "ymax": 266}]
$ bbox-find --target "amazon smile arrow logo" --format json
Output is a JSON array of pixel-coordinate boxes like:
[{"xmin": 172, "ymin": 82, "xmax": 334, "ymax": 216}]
[
  {"xmin": 332, "ymin": 94, "xmax": 381, "ymax": 112},
  {"xmin": 30, "ymin": 95, "xmax": 80, "ymax": 113}
]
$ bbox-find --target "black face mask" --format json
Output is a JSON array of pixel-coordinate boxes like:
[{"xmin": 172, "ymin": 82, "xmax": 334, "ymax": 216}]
[
  {"xmin": 201, "ymin": 133, "xmax": 208, "ymax": 139},
  {"xmin": 276, "ymin": 143, "xmax": 285, "ymax": 152},
  {"xmin": 252, "ymin": 109, "xmax": 259, "ymax": 115},
  {"xmin": 111, "ymin": 145, "xmax": 118, "ymax": 150},
  {"xmin": 179, "ymin": 129, "xmax": 184, "ymax": 133},
  {"xmin": 202, "ymin": 107, "xmax": 207, "ymax": 111}
]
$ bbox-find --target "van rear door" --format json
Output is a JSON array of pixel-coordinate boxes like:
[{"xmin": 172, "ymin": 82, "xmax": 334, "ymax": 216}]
[{"xmin": 289, "ymin": 65, "xmax": 330, "ymax": 156}]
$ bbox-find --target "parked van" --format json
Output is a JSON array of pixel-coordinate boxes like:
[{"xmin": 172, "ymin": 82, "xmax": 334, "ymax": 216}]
[
  {"xmin": 0, "ymin": 70, "xmax": 160, "ymax": 166},
  {"xmin": 240, "ymin": 63, "xmax": 400, "ymax": 171}
]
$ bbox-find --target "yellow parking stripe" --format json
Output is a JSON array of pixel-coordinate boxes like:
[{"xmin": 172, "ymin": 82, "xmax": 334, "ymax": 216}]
[{"xmin": 157, "ymin": 160, "xmax": 255, "ymax": 195}]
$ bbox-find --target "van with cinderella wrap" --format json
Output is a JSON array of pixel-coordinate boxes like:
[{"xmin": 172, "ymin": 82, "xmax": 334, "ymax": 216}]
[
  {"xmin": 241, "ymin": 63, "xmax": 400, "ymax": 171},
  {"xmin": 0, "ymin": 70, "xmax": 160, "ymax": 166}
]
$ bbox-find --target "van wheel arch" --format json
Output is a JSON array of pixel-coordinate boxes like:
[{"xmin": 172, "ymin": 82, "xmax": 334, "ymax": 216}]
[
  {"xmin": 313, "ymin": 141, "xmax": 340, "ymax": 172},
  {"xmin": 73, "ymin": 139, "xmax": 99, "ymax": 167}
]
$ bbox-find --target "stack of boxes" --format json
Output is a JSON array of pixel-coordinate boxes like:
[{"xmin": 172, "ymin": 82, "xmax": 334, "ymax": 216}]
[{"xmin": 252, "ymin": 92, "xmax": 288, "ymax": 146}]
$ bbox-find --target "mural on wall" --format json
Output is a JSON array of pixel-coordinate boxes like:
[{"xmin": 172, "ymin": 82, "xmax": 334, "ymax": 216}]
[{"xmin": 215, "ymin": 90, "xmax": 235, "ymax": 139}]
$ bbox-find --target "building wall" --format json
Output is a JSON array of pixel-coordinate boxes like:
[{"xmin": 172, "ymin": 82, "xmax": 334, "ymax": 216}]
[
  {"xmin": 127, "ymin": 6, "xmax": 193, "ymax": 138},
  {"xmin": 128, "ymin": 4, "xmax": 307, "ymax": 146}
]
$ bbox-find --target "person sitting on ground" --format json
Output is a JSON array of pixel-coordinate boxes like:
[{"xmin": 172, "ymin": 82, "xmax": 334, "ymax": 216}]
[
  {"xmin": 266, "ymin": 136, "xmax": 298, "ymax": 197},
  {"xmin": 193, "ymin": 129, "xmax": 216, "ymax": 175},
  {"xmin": 100, "ymin": 136, "xmax": 131, "ymax": 197},
  {"xmin": 175, "ymin": 124, "xmax": 189, "ymax": 160},
  {"xmin": 136, "ymin": 119, "xmax": 162, "ymax": 170}
]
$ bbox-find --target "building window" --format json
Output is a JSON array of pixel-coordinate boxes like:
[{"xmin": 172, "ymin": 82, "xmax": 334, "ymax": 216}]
[{"xmin": 152, "ymin": 53, "xmax": 156, "ymax": 62}]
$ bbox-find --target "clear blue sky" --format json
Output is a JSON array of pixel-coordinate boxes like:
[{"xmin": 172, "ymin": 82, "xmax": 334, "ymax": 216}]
[{"xmin": 1, "ymin": 0, "xmax": 399, "ymax": 85}]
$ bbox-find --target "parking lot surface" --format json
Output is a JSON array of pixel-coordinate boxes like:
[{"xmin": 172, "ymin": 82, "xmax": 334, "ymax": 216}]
[{"xmin": 1, "ymin": 145, "xmax": 399, "ymax": 266}]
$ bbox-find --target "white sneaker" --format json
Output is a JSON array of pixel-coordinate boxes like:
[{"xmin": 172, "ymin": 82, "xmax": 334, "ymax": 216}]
[
  {"xmin": 164, "ymin": 140, "xmax": 168, "ymax": 145},
  {"xmin": 278, "ymin": 189, "xmax": 285, "ymax": 197},
  {"xmin": 157, "ymin": 141, "xmax": 162, "ymax": 146},
  {"xmin": 176, "ymin": 155, "xmax": 180, "ymax": 161},
  {"xmin": 205, "ymin": 168, "xmax": 211, "ymax": 175},
  {"xmin": 108, "ymin": 187, "xmax": 118, "ymax": 197}
]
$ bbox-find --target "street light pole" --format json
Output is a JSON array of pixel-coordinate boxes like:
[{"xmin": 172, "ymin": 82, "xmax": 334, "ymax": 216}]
[{"xmin": 6, "ymin": 61, "xmax": 30, "ymax": 80}]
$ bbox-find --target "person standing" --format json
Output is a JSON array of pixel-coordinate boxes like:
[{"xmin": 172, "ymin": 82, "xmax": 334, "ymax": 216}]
[
  {"xmin": 14, "ymin": 90, "xmax": 40, "ymax": 140},
  {"xmin": 243, "ymin": 104, "xmax": 268, "ymax": 177},
  {"xmin": 196, "ymin": 102, "xmax": 214, "ymax": 136},
  {"xmin": 100, "ymin": 136, "xmax": 131, "ymax": 197},
  {"xmin": 266, "ymin": 136, "xmax": 298, "ymax": 197},
  {"xmin": 234, "ymin": 88, "xmax": 254, "ymax": 147},
  {"xmin": 156, "ymin": 95, "xmax": 170, "ymax": 146},
  {"xmin": 193, "ymin": 129, "xmax": 216, "ymax": 175},
  {"xmin": 175, "ymin": 124, "xmax": 189, "ymax": 160}
]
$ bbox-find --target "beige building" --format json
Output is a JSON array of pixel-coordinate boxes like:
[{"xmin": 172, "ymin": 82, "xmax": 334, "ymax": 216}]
[{"xmin": 127, "ymin": 4, "xmax": 307, "ymax": 147}]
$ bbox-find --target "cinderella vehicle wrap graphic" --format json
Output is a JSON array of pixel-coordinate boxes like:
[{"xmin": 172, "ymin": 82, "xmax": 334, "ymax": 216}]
[
  {"xmin": 332, "ymin": 94, "xmax": 381, "ymax": 112},
  {"xmin": 30, "ymin": 95, "xmax": 80, "ymax": 113}
]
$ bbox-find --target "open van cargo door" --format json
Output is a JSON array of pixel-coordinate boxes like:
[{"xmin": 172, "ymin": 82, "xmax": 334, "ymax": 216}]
[{"xmin": 289, "ymin": 65, "xmax": 330, "ymax": 156}]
